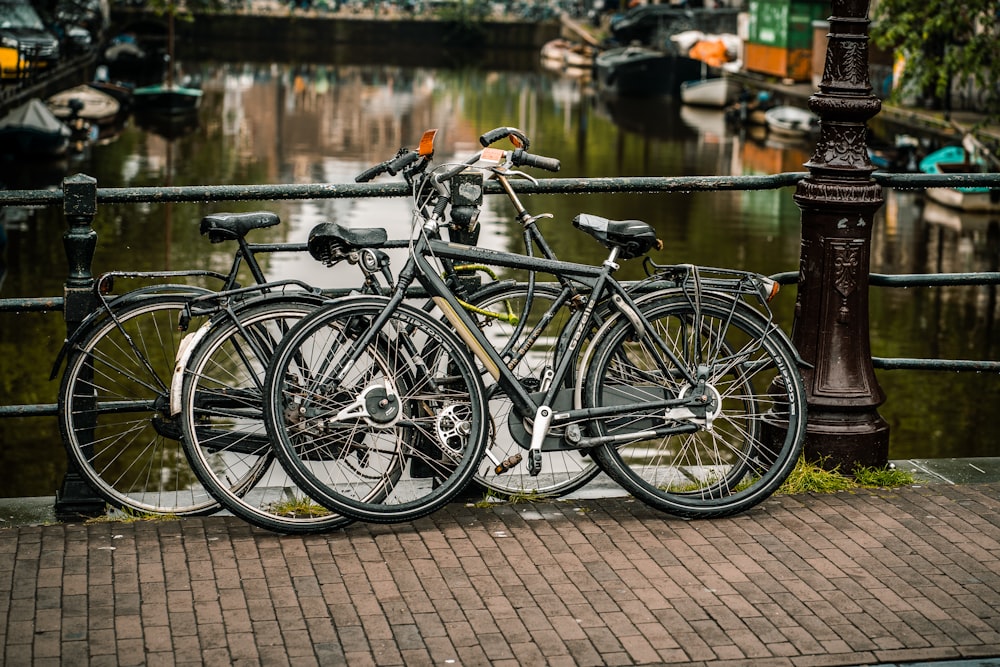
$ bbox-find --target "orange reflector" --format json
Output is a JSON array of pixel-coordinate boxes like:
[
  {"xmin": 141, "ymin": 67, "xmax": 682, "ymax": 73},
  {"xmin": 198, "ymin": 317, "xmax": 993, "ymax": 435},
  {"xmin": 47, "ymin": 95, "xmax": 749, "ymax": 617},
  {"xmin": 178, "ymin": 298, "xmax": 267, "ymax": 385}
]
[
  {"xmin": 418, "ymin": 129, "xmax": 437, "ymax": 156},
  {"xmin": 766, "ymin": 280, "xmax": 780, "ymax": 301}
]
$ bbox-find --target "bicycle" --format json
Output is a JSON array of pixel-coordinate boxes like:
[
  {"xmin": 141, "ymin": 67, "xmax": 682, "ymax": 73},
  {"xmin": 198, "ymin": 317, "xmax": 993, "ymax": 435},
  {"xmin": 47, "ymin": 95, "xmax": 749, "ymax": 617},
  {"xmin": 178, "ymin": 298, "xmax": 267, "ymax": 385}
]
[
  {"xmin": 260, "ymin": 131, "xmax": 808, "ymax": 525},
  {"xmin": 168, "ymin": 128, "xmax": 600, "ymax": 533},
  {"xmin": 168, "ymin": 223, "xmax": 398, "ymax": 533},
  {"xmin": 354, "ymin": 127, "xmax": 606, "ymax": 501},
  {"xmin": 53, "ymin": 211, "xmax": 340, "ymax": 516}
]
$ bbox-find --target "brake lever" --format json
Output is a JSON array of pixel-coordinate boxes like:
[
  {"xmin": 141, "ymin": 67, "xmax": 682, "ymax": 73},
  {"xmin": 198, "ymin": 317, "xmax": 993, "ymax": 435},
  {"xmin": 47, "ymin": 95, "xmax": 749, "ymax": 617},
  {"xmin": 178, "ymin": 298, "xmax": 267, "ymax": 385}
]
[{"xmin": 503, "ymin": 168, "xmax": 539, "ymax": 185}]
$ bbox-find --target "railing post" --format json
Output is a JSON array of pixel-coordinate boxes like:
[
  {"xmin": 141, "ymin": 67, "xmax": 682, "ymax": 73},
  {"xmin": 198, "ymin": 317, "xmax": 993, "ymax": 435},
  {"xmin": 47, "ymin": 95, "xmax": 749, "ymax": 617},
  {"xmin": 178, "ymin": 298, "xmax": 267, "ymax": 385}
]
[
  {"xmin": 55, "ymin": 173, "xmax": 106, "ymax": 519},
  {"xmin": 791, "ymin": 0, "xmax": 890, "ymax": 471}
]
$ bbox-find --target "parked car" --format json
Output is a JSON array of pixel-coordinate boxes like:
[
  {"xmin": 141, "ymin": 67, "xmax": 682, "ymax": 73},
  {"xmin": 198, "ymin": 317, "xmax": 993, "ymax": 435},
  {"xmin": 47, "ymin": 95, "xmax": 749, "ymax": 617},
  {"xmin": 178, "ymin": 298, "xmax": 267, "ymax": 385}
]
[
  {"xmin": 54, "ymin": 0, "xmax": 108, "ymax": 50},
  {"xmin": 0, "ymin": 0, "xmax": 61, "ymax": 70}
]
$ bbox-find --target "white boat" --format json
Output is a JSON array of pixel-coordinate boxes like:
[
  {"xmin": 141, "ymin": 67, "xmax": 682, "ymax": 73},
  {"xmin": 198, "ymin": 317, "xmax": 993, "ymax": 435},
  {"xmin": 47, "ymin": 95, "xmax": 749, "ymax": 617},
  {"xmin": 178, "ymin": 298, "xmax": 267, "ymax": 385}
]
[
  {"xmin": 47, "ymin": 84, "xmax": 121, "ymax": 125},
  {"xmin": 540, "ymin": 38, "xmax": 595, "ymax": 75},
  {"xmin": 919, "ymin": 144, "xmax": 1000, "ymax": 213},
  {"xmin": 679, "ymin": 77, "xmax": 739, "ymax": 108},
  {"xmin": 764, "ymin": 105, "xmax": 819, "ymax": 137}
]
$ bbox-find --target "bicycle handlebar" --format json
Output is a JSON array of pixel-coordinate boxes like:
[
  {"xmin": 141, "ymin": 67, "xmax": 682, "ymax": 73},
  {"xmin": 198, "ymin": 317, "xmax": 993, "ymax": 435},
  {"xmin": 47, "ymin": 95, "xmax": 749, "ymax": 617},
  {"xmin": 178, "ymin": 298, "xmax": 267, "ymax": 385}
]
[
  {"xmin": 355, "ymin": 149, "xmax": 422, "ymax": 183},
  {"xmin": 355, "ymin": 161, "xmax": 390, "ymax": 183},
  {"xmin": 387, "ymin": 150, "xmax": 420, "ymax": 175},
  {"xmin": 511, "ymin": 148, "xmax": 560, "ymax": 173},
  {"xmin": 479, "ymin": 126, "xmax": 530, "ymax": 151}
]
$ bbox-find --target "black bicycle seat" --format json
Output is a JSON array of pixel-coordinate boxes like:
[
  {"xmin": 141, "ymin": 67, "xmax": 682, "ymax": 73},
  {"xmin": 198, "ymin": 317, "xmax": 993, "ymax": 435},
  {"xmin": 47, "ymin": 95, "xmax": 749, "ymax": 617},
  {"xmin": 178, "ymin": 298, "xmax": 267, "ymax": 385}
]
[
  {"xmin": 308, "ymin": 222, "xmax": 389, "ymax": 265},
  {"xmin": 572, "ymin": 213, "xmax": 662, "ymax": 260},
  {"xmin": 199, "ymin": 212, "xmax": 280, "ymax": 243}
]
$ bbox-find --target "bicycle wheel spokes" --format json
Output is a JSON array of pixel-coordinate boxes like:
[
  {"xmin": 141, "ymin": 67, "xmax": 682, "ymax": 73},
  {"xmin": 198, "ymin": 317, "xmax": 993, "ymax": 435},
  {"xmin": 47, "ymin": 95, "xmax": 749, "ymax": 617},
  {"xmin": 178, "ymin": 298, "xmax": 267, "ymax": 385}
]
[
  {"xmin": 466, "ymin": 283, "xmax": 600, "ymax": 499},
  {"xmin": 59, "ymin": 296, "xmax": 219, "ymax": 516},
  {"xmin": 585, "ymin": 293, "xmax": 806, "ymax": 518},
  {"xmin": 266, "ymin": 298, "xmax": 488, "ymax": 523},
  {"xmin": 180, "ymin": 299, "xmax": 354, "ymax": 534}
]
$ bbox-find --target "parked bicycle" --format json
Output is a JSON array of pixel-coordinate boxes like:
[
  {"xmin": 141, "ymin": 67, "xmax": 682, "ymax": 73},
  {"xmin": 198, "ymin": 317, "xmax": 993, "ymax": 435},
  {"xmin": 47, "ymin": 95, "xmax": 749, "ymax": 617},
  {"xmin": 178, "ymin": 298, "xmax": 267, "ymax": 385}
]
[
  {"xmin": 52, "ymin": 211, "xmax": 338, "ymax": 517},
  {"xmin": 260, "ymin": 130, "xmax": 808, "ymax": 525},
  {"xmin": 168, "ymin": 128, "xmax": 604, "ymax": 533}
]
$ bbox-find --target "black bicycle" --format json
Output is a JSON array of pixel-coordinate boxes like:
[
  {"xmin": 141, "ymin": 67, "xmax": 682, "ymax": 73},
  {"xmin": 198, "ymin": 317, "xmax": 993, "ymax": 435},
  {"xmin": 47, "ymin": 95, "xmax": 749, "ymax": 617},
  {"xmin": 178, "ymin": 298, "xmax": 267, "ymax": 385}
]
[{"xmin": 260, "ymin": 131, "xmax": 808, "ymax": 525}]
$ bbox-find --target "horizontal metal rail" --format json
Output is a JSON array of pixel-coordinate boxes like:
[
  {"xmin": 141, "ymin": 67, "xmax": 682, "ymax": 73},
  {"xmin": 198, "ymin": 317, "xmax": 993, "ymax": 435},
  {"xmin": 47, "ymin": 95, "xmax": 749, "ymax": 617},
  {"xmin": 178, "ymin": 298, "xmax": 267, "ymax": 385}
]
[
  {"xmin": 1, "ymin": 171, "xmax": 998, "ymax": 420},
  {"xmin": 771, "ymin": 271, "xmax": 1000, "ymax": 372}
]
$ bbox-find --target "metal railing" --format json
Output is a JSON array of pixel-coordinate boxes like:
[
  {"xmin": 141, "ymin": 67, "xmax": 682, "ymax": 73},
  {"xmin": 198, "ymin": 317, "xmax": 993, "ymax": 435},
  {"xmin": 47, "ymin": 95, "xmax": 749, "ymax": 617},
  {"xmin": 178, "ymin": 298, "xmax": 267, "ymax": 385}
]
[{"xmin": 1, "ymin": 168, "xmax": 998, "ymax": 417}]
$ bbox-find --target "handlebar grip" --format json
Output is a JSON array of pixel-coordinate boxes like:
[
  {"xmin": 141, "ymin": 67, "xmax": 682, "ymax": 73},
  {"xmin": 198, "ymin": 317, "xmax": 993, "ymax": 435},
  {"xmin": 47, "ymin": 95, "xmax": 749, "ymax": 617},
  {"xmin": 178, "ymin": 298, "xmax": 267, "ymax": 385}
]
[
  {"xmin": 355, "ymin": 162, "xmax": 388, "ymax": 183},
  {"xmin": 512, "ymin": 149, "xmax": 560, "ymax": 172},
  {"xmin": 386, "ymin": 150, "xmax": 420, "ymax": 175},
  {"xmin": 479, "ymin": 126, "xmax": 530, "ymax": 150}
]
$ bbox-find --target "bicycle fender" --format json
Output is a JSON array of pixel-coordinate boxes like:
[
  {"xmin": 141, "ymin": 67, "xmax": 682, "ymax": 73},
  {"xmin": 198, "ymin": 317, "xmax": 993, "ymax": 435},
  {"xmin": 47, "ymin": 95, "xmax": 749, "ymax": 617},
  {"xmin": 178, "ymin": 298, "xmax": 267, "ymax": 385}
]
[
  {"xmin": 169, "ymin": 323, "xmax": 213, "ymax": 417},
  {"xmin": 48, "ymin": 284, "xmax": 214, "ymax": 381},
  {"xmin": 167, "ymin": 291, "xmax": 329, "ymax": 416}
]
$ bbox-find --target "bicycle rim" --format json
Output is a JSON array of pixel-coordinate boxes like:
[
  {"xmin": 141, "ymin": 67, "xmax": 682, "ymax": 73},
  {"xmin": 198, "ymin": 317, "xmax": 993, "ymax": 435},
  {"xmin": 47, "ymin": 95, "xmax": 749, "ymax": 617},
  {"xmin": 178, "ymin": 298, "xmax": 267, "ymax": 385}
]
[
  {"xmin": 58, "ymin": 295, "xmax": 219, "ymax": 515},
  {"xmin": 264, "ymin": 297, "xmax": 488, "ymax": 523},
  {"xmin": 584, "ymin": 292, "xmax": 806, "ymax": 518}
]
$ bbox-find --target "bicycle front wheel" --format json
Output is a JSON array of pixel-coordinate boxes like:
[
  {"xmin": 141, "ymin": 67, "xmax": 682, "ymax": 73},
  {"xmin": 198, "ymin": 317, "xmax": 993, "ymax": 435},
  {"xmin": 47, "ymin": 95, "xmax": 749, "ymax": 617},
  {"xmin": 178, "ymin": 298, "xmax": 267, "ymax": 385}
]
[
  {"xmin": 582, "ymin": 292, "xmax": 806, "ymax": 519},
  {"xmin": 178, "ymin": 296, "xmax": 354, "ymax": 534},
  {"xmin": 264, "ymin": 296, "xmax": 488, "ymax": 524},
  {"xmin": 58, "ymin": 294, "xmax": 219, "ymax": 515}
]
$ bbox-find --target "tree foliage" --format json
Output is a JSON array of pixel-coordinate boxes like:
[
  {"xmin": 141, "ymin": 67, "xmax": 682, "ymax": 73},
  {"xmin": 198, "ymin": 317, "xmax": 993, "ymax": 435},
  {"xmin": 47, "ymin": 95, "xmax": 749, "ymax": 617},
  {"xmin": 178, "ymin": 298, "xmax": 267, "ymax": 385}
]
[{"xmin": 871, "ymin": 0, "xmax": 1000, "ymax": 118}]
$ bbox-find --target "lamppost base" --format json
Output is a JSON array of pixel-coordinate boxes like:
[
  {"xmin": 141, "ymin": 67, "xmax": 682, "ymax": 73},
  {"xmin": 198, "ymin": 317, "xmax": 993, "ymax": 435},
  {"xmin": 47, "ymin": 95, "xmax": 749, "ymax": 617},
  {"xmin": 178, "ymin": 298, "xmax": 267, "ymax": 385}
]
[{"xmin": 803, "ymin": 412, "xmax": 890, "ymax": 472}]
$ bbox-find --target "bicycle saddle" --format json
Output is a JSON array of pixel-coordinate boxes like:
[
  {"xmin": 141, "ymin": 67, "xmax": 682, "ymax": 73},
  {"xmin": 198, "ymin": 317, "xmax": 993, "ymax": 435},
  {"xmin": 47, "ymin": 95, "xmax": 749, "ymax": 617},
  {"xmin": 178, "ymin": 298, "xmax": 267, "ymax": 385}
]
[
  {"xmin": 572, "ymin": 213, "xmax": 662, "ymax": 260},
  {"xmin": 200, "ymin": 212, "xmax": 280, "ymax": 243},
  {"xmin": 308, "ymin": 222, "xmax": 389, "ymax": 265}
]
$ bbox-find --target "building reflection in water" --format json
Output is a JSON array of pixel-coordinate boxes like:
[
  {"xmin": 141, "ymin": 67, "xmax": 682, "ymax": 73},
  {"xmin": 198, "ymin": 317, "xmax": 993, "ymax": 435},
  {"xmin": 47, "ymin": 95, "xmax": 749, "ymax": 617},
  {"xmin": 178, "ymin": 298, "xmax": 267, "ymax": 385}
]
[{"xmin": 1, "ymin": 62, "xmax": 999, "ymax": 497}]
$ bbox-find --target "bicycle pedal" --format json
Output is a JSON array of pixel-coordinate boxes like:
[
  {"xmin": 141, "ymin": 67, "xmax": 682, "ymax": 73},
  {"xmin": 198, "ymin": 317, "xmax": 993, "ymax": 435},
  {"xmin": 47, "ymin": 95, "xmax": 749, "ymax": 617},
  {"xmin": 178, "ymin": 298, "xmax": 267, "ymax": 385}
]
[
  {"xmin": 528, "ymin": 450, "xmax": 542, "ymax": 477},
  {"xmin": 494, "ymin": 453, "xmax": 522, "ymax": 475}
]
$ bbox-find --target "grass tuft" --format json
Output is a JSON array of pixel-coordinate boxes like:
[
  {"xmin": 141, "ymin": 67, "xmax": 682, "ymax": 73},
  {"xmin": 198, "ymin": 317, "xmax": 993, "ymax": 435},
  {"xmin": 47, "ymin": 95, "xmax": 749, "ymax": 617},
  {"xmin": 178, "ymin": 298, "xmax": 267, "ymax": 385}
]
[
  {"xmin": 777, "ymin": 456, "xmax": 917, "ymax": 495},
  {"xmin": 471, "ymin": 488, "xmax": 551, "ymax": 508},
  {"xmin": 84, "ymin": 507, "xmax": 180, "ymax": 524},
  {"xmin": 267, "ymin": 497, "xmax": 332, "ymax": 518}
]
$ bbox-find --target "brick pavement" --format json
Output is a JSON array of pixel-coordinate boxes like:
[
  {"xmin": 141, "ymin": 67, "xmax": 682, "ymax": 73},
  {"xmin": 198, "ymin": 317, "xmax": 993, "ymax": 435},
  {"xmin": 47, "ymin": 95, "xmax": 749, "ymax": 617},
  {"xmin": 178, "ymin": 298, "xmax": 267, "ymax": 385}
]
[{"xmin": 2, "ymin": 483, "xmax": 1000, "ymax": 666}]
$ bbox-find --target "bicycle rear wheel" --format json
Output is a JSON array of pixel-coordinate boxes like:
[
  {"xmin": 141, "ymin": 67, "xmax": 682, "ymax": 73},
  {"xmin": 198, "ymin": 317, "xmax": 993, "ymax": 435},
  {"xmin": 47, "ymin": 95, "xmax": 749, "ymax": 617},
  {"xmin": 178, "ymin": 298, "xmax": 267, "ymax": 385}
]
[
  {"xmin": 264, "ymin": 296, "xmax": 488, "ymax": 524},
  {"xmin": 582, "ymin": 291, "xmax": 806, "ymax": 519},
  {"xmin": 58, "ymin": 294, "xmax": 219, "ymax": 515},
  {"xmin": 178, "ymin": 296, "xmax": 354, "ymax": 534}
]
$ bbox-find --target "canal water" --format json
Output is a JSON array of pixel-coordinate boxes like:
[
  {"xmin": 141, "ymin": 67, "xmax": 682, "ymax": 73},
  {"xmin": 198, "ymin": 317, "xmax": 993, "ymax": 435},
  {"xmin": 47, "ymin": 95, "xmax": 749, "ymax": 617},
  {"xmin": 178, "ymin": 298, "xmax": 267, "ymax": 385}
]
[{"xmin": 1, "ymin": 60, "xmax": 998, "ymax": 498}]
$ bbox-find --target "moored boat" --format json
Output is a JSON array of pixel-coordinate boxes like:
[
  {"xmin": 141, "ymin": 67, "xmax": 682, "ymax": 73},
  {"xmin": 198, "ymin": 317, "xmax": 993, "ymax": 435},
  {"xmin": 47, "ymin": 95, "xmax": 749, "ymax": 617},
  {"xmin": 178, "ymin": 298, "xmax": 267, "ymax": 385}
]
[
  {"xmin": 680, "ymin": 76, "xmax": 740, "ymax": 108},
  {"xmin": 541, "ymin": 38, "xmax": 595, "ymax": 78},
  {"xmin": 132, "ymin": 81, "xmax": 202, "ymax": 115},
  {"xmin": 47, "ymin": 84, "xmax": 121, "ymax": 125},
  {"xmin": 921, "ymin": 199, "xmax": 996, "ymax": 232},
  {"xmin": 0, "ymin": 98, "xmax": 71, "ymax": 157},
  {"xmin": 594, "ymin": 45, "xmax": 701, "ymax": 97},
  {"xmin": 919, "ymin": 144, "xmax": 1000, "ymax": 212},
  {"xmin": 764, "ymin": 105, "xmax": 819, "ymax": 137}
]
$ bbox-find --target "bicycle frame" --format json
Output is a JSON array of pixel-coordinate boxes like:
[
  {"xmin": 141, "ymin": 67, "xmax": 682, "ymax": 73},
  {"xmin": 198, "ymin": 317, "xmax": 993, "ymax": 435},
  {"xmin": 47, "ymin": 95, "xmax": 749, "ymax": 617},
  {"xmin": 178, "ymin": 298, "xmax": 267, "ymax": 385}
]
[{"xmin": 321, "ymin": 227, "xmax": 711, "ymax": 473}]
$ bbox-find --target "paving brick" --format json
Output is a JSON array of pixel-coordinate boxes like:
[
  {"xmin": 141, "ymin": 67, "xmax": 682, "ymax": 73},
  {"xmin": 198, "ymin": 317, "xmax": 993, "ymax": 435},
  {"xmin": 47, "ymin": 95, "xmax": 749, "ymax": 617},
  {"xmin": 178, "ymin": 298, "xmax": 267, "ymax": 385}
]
[{"xmin": 4, "ymin": 486, "xmax": 1000, "ymax": 665}]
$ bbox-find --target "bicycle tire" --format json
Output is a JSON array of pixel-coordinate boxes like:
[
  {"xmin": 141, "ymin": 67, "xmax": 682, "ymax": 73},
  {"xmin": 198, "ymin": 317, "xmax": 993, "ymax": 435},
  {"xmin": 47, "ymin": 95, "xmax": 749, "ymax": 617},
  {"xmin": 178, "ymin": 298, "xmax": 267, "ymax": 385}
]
[
  {"xmin": 462, "ymin": 281, "xmax": 601, "ymax": 499},
  {"xmin": 177, "ymin": 295, "xmax": 355, "ymax": 534},
  {"xmin": 58, "ymin": 294, "xmax": 220, "ymax": 515},
  {"xmin": 582, "ymin": 291, "xmax": 807, "ymax": 519},
  {"xmin": 263, "ymin": 296, "xmax": 488, "ymax": 524}
]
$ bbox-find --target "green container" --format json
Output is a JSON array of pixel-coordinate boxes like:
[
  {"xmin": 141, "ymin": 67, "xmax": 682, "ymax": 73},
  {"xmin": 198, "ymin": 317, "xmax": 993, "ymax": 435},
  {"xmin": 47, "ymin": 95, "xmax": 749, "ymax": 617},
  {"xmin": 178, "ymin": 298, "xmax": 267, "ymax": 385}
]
[{"xmin": 747, "ymin": 0, "xmax": 829, "ymax": 49}]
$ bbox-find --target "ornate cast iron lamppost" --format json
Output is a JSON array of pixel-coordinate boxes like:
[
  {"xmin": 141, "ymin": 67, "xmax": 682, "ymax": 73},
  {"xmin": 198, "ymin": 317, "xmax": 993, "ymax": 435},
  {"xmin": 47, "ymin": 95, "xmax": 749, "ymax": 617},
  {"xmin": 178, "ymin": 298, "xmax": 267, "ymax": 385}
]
[{"xmin": 792, "ymin": 0, "xmax": 889, "ymax": 470}]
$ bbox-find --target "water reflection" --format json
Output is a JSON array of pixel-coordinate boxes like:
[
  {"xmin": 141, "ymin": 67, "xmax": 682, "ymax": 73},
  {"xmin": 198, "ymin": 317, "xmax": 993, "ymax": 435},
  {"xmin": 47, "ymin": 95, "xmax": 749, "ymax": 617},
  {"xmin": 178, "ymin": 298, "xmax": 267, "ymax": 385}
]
[{"xmin": 1, "ymin": 61, "xmax": 998, "ymax": 497}]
